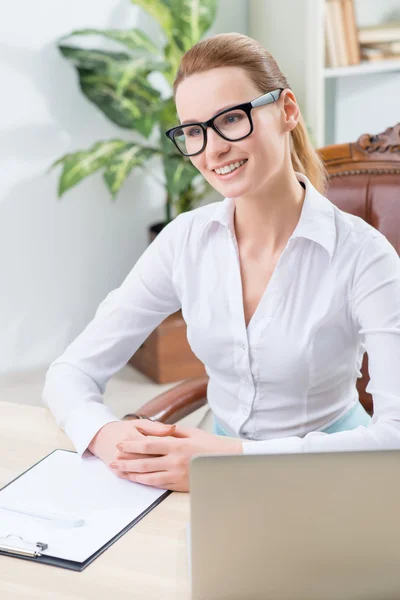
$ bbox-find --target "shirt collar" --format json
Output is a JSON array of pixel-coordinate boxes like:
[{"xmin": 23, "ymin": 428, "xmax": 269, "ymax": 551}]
[
  {"xmin": 201, "ymin": 172, "xmax": 336, "ymax": 262},
  {"xmin": 290, "ymin": 172, "xmax": 336, "ymax": 262}
]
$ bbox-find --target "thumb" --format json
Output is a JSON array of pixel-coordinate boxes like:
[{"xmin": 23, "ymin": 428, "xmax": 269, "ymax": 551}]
[{"xmin": 135, "ymin": 420, "xmax": 176, "ymax": 436}]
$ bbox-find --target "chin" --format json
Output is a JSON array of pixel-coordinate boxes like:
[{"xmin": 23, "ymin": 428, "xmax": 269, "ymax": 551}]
[{"xmin": 218, "ymin": 183, "xmax": 252, "ymax": 199}]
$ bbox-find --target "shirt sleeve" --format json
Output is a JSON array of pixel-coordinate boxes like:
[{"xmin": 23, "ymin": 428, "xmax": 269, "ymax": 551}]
[
  {"xmin": 43, "ymin": 215, "xmax": 184, "ymax": 456},
  {"xmin": 243, "ymin": 232, "xmax": 400, "ymax": 455}
]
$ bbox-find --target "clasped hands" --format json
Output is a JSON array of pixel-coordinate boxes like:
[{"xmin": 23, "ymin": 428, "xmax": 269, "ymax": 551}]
[{"xmin": 95, "ymin": 419, "xmax": 243, "ymax": 493}]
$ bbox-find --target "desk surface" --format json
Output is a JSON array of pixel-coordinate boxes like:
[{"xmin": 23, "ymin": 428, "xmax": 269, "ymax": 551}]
[{"xmin": 0, "ymin": 401, "xmax": 191, "ymax": 600}]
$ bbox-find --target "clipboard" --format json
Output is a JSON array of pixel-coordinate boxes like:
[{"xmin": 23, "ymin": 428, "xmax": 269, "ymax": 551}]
[{"xmin": 0, "ymin": 449, "xmax": 171, "ymax": 571}]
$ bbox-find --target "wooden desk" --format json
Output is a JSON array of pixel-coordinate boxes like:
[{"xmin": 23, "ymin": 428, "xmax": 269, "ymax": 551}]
[{"xmin": 0, "ymin": 402, "xmax": 191, "ymax": 600}]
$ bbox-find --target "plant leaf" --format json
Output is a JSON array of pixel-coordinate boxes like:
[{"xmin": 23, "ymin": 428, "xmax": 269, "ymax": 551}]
[
  {"xmin": 59, "ymin": 28, "xmax": 160, "ymax": 54},
  {"xmin": 103, "ymin": 145, "xmax": 158, "ymax": 197},
  {"xmin": 79, "ymin": 70, "xmax": 161, "ymax": 135},
  {"xmin": 130, "ymin": 0, "xmax": 182, "ymax": 79},
  {"xmin": 163, "ymin": 154, "xmax": 201, "ymax": 200},
  {"xmin": 130, "ymin": 0, "xmax": 217, "ymax": 84},
  {"xmin": 58, "ymin": 45, "xmax": 130, "ymax": 71},
  {"xmin": 53, "ymin": 139, "xmax": 130, "ymax": 196},
  {"xmin": 130, "ymin": 0, "xmax": 174, "ymax": 37},
  {"xmin": 59, "ymin": 44, "xmax": 166, "ymax": 135},
  {"xmin": 54, "ymin": 1, "xmax": 219, "ymax": 214},
  {"xmin": 59, "ymin": 45, "xmax": 167, "ymax": 83},
  {"xmin": 164, "ymin": 0, "xmax": 218, "ymax": 51},
  {"xmin": 108, "ymin": 56, "xmax": 169, "ymax": 96},
  {"xmin": 158, "ymin": 96, "xmax": 180, "ymax": 130}
]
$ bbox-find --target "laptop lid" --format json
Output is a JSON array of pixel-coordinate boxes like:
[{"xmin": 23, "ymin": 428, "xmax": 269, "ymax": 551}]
[{"xmin": 189, "ymin": 451, "xmax": 400, "ymax": 600}]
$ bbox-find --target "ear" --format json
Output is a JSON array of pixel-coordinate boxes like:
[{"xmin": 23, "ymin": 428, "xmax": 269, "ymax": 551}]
[{"xmin": 280, "ymin": 89, "xmax": 300, "ymax": 133}]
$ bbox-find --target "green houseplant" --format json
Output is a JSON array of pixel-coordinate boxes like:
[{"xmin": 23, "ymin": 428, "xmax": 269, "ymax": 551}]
[{"xmin": 53, "ymin": 0, "xmax": 218, "ymax": 229}]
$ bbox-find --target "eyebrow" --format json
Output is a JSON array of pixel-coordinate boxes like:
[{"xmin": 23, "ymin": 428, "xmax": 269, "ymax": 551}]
[{"xmin": 181, "ymin": 102, "xmax": 240, "ymax": 125}]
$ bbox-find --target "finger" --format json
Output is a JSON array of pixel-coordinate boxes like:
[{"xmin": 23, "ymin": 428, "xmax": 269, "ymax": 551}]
[
  {"xmin": 115, "ymin": 470, "xmax": 129, "ymax": 480},
  {"xmin": 126, "ymin": 471, "xmax": 176, "ymax": 488},
  {"xmin": 141, "ymin": 424, "xmax": 198, "ymax": 439},
  {"xmin": 165, "ymin": 425, "xmax": 195, "ymax": 438},
  {"xmin": 116, "ymin": 451, "xmax": 162, "ymax": 460},
  {"xmin": 113, "ymin": 455, "xmax": 169, "ymax": 474},
  {"xmin": 134, "ymin": 421, "xmax": 176, "ymax": 437},
  {"xmin": 118, "ymin": 436, "xmax": 180, "ymax": 456},
  {"xmin": 123, "ymin": 421, "xmax": 175, "ymax": 442},
  {"xmin": 127, "ymin": 478, "xmax": 179, "ymax": 491}
]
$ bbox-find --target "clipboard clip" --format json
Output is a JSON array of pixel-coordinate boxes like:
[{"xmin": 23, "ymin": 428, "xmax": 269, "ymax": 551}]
[{"xmin": 0, "ymin": 534, "xmax": 48, "ymax": 558}]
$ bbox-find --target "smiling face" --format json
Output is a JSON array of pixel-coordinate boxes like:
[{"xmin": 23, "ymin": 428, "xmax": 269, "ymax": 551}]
[{"xmin": 175, "ymin": 66, "xmax": 289, "ymax": 200}]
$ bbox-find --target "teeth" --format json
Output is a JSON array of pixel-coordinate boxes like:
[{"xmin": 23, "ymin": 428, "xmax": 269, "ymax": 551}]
[{"xmin": 215, "ymin": 159, "xmax": 246, "ymax": 175}]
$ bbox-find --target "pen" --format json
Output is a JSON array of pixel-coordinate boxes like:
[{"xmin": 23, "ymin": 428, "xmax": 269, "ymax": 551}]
[{"xmin": 0, "ymin": 504, "xmax": 85, "ymax": 528}]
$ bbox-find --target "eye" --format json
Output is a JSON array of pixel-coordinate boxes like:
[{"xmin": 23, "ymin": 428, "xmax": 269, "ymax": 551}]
[
  {"xmin": 223, "ymin": 112, "xmax": 243, "ymax": 125},
  {"xmin": 187, "ymin": 126, "xmax": 202, "ymax": 138}
]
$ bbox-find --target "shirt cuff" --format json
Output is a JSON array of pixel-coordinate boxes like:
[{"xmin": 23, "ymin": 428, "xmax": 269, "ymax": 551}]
[
  {"xmin": 242, "ymin": 436, "xmax": 304, "ymax": 454},
  {"xmin": 63, "ymin": 402, "xmax": 121, "ymax": 457}
]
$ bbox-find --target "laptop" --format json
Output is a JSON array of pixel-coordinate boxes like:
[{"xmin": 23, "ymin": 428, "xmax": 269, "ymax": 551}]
[{"xmin": 189, "ymin": 451, "xmax": 400, "ymax": 600}]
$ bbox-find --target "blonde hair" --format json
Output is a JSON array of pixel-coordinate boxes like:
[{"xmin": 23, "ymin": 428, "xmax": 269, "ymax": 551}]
[{"xmin": 173, "ymin": 33, "xmax": 327, "ymax": 195}]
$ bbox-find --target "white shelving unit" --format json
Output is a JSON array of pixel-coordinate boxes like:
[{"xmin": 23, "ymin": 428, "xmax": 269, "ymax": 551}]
[
  {"xmin": 248, "ymin": 0, "xmax": 400, "ymax": 147},
  {"xmin": 324, "ymin": 57, "xmax": 400, "ymax": 79}
]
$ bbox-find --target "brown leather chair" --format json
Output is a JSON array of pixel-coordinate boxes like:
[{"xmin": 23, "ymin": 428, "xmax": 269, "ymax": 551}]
[{"xmin": 125, "ymin": 123, "xmax": 400, "ymax": 426}]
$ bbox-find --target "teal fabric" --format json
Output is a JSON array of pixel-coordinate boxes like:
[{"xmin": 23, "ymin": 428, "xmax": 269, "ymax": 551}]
[{"xmin": 213, "ymin": 401, "xmax": 372, "ymax": 437}]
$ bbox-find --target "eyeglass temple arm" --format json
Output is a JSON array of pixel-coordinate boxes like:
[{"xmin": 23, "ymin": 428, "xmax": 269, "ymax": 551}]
[{"xmin": 251, "ymin": 89, "xmax": 283, "ymax": 108}]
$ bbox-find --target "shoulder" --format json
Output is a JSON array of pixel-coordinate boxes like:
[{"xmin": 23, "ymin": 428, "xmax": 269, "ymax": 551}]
[
  {"xmin": 330, "ymin": 205, "xmax": 399, "ymax": 295},
  {"xmin": 331, "ymin": 201, "xmax": 396, "ymax": 261},
  {"xmin": 175, "ymin": 200, "xmax": 224, "ymax": 226},
  {"xmin": 164, "ymin": 199, "xmax": 225, "ymax": 242}
]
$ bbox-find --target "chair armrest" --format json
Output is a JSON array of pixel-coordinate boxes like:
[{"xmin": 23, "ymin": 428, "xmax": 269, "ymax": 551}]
[{"xmin": 123, "ymin": 376, "xmax": 209, "ymax": 424}]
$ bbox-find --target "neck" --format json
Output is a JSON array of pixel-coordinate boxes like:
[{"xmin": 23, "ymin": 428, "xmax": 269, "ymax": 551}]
[{"xmin": 233, "ymin": 169, "xmax": 305, "ymax": 255}]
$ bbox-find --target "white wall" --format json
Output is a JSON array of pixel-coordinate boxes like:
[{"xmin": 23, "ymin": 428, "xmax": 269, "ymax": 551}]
[
  {"xmin": 0, "ymin": 0, "xmax": 247, "ymax": 375},
  {"xmin": 332, "ymin": 70, "xmax": 400, "ymax": 144}
]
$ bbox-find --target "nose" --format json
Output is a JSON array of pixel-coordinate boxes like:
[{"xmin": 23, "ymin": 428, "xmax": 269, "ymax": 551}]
[{"xmin": 205, "ymin": 127, "xmax": 230, "ymax": 162}]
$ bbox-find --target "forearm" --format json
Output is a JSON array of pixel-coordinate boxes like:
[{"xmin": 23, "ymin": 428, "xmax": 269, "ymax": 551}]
[
  {"xmin": 242, "ymin": 419, "xmax": 400, "ymax": 454},
  {"xmin": 43, "ymin": 363, "xmax": 120, "ymax": 455}
]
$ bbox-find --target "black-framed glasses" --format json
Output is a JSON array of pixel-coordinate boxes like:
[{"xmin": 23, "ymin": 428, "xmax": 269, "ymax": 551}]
[{"xmin": 165, "ymin": 88, "xmax": 284, "ymax": 157}]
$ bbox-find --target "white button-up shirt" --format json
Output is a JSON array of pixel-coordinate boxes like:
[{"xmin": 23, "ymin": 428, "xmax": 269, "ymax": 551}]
[{"xmin": 43, "ymin": 173, "xmax": 400, "ymax": 456}]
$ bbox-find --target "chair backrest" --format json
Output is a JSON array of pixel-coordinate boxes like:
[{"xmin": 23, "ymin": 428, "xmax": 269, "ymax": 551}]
[{"xmin": 317, "ymin": 123, "xmax": 400, "ymax": 414}]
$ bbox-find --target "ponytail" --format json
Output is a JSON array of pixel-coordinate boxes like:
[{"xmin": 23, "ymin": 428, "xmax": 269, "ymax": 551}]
[{"xmin": 290, "ymin": 113, "xmax": 328, "ymax": 194}]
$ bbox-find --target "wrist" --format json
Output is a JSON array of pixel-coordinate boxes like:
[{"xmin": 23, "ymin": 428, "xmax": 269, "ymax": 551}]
[
  {"xmin": 233, "ymin": 439, "xmax": 243, "ymax": 454},
  {"xmin": 220, "ymin": 436, "xmax": 243, "ymax": 455},
  {"xmin": 88, "ymin": 421, "xmax": 116, "ymax": 455}
]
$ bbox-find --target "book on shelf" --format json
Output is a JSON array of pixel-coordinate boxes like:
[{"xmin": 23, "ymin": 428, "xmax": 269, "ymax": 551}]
[
  {"xmin": 325, "ymin": 0, "xmax": 360, "ymax": 68},
  {"xmin": 342, "ymin": 0, "xmax": 361, "ymax": 65},
  {"xmin": 361, "ymin": 48, "xmax": 400, "ymax": 62},
  {"xmin": 325, "ymin": 2, "xmax": 339, "ymax": 67},
  {"xmin": 360, "ymin": 40, "xmax": 400, "ymax": 62},
  {"xmin": 358, "ymin": 22, "xmax": 400, "ymax": 45}
]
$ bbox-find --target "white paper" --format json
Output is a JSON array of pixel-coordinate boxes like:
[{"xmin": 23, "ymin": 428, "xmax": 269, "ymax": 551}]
[{"xmin": 0, "ymin": 450, "xmax": 167, "ymax": 563}]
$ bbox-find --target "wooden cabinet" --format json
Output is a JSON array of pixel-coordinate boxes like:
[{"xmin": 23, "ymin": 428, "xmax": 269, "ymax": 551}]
[{"xmin": 129, "ymin": 311, "xmax": 206, "ymax": 383}]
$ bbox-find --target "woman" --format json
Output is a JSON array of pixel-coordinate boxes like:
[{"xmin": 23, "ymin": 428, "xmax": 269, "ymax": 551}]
[{"xmin": 43, "ymin": 33, "xmax": 400, "ymax": 492}]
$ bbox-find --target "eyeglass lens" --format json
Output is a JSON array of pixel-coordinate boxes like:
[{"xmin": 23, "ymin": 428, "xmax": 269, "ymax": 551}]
[{"xmin": 173, "ymin": 109, "xmax": 251, "ymax": 155}]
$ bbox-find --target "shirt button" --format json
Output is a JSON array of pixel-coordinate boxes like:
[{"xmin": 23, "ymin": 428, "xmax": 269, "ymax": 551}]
[
  {"xmin": 240, "ymin": 343, "xmax": 247, "ymax": 351},
  {"xmin": 241, "ymin": 406, "xmax": 250, "ymax": 416}
]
